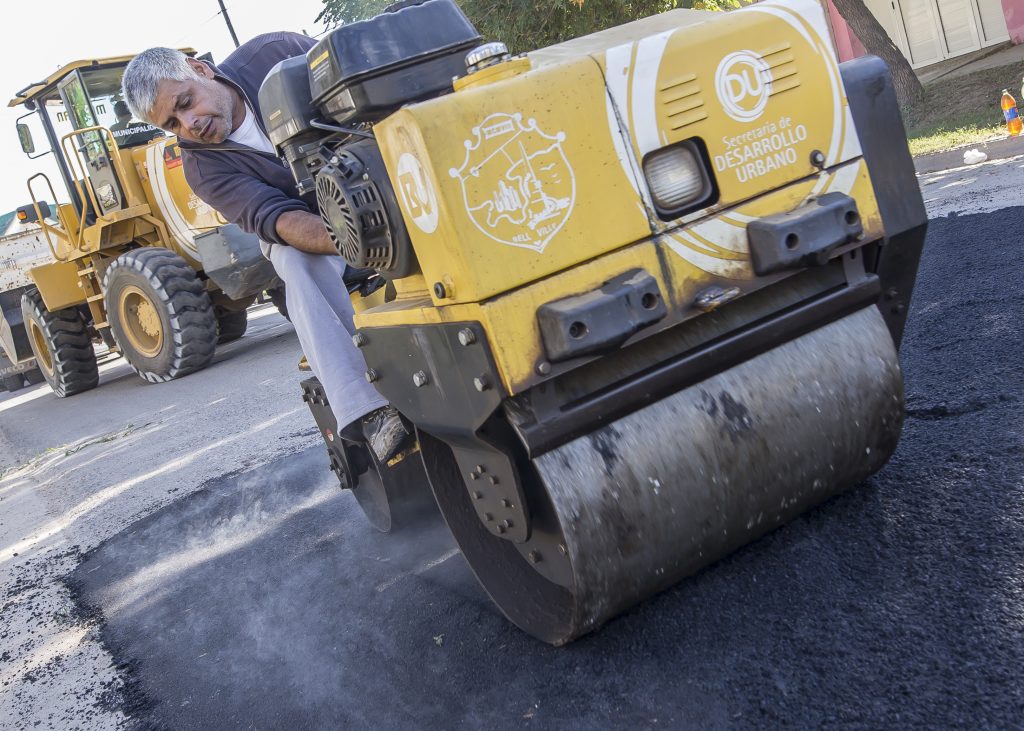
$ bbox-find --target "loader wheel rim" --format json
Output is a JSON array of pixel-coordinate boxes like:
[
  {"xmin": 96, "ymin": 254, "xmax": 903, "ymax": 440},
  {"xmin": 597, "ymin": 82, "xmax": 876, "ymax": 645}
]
[
  {"xmin": 118, "ymin": 285, "xmax": 163, "ymax": 357},
  {"xmin": 28, "ymin": 319, "xmax": 54, "ymax": 376}
]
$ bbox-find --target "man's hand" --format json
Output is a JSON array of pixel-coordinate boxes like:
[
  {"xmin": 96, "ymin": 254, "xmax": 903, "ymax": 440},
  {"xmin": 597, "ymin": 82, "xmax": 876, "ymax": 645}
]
[{"xmin": 275, "ymin": 210, "xmax": 337, "ymax": 255}]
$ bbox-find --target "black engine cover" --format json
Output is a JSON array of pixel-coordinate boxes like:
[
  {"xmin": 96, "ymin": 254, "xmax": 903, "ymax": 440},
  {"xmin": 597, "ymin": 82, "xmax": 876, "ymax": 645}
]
[
  {"xmin": 307, "ymin": 0, "xmax": 480, "ymax": 123},
  {"xmin": 315, "ymin": 139, "xmax": 417, "ymax": 278}
]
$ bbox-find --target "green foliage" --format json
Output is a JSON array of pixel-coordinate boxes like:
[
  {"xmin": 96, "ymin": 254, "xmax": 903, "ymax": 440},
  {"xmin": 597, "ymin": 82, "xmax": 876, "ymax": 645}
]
[{"xmin": 318, "ymin": 0, "xmax": 740, "ymax": 52}]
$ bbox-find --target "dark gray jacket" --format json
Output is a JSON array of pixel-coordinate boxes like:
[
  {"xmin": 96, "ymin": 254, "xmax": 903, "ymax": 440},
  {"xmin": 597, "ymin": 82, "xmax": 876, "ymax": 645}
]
[{"xmin": 180, "ymin": 32, "xmax": 316, "ymax": 247}]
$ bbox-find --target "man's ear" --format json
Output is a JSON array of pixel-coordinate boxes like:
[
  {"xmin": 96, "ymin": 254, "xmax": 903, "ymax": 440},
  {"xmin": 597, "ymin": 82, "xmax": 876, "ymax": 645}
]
[{"xmin": 187, "ymin": 57, "xmax": 214, "ymax": 79}]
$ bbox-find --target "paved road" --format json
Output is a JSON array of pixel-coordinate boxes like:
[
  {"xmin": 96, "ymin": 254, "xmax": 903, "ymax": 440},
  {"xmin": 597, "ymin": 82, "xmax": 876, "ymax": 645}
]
[
  {"xmin": 0, "ymin": 304, "xmax": 321, "ymax": 727},
  {"xmin": 918, "ymin": 152, "xmax": 1024, "ymax": 217},
  {"xmin": 1, "ymin": 164, "xmax": 1021, "ymax": 728}
]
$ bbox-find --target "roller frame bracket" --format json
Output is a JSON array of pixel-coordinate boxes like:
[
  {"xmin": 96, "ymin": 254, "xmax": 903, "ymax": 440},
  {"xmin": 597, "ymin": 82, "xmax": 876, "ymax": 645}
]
[
  {"xmin": 357, "ymin": 321, "xmax": 528, "ymax": 539},
  {"xmin": 747, "ymin": 192, "xmax": 863, "ymax": 276},
  {"xmin": 301, "ymin": 376, "xmax": 360, "ymax": 490},
  {"xmin": 357, "ymin": 321, "xmax": 503, "ymax": 435},
  {"xmin": 537, "ymin": 268, "xmax": 667, "ymax": 362},
  {"xmin": 448, "ymin": 440, "xmax": 531, "ymax": 543}
]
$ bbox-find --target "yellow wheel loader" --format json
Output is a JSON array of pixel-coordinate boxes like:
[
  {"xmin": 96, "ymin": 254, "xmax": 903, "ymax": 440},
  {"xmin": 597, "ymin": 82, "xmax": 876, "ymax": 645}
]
[
  {"xmin": 4, "ymin": 54, "xmax": 284, "ymax": 396},
  {"xmin": 267, "ymin": 0, "xmax": 926, "ymax": 644}
]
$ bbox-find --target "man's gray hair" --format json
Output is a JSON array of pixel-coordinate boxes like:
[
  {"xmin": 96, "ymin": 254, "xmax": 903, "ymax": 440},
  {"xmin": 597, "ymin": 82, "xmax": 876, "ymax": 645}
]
[{"xmin": 122, "ymin": 47, "xmax": 201, "ymax": 126}]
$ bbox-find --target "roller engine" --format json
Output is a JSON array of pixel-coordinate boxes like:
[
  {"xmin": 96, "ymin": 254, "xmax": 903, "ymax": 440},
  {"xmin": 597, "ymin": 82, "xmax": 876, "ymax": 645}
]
[
  {"xmin": 262, "ymin": 0, "xmax": 926, "ymax": 644},
  {"xmin": 261, "ymin": 0, "xmax": 478, "ymax": 277}
]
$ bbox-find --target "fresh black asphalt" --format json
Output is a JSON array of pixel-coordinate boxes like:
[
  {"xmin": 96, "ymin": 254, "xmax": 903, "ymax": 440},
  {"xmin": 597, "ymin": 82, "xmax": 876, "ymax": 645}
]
[{"xmin": 68, "ymin": 207, "xmax": 1024, "ymax": 729}]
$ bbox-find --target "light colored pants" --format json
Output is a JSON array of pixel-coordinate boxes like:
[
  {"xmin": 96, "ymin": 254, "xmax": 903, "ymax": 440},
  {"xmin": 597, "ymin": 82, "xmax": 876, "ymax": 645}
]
[{"xmin": 269, "ymin": 245, "xmax": 387, "ymax": 430}]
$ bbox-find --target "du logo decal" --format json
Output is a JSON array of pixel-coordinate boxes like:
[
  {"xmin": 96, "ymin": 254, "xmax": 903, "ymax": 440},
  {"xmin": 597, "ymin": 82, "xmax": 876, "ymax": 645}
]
[
  {"xmin": 448, "ymin": 112, "xmax": 575, "ymax": 253},
  {"xmin": 396, "ymin": 152, "xmax": 439, "ymax": 234},
  {"xmin": 715, "ymin": 51, "xmax": 773, "ymax": 123}
]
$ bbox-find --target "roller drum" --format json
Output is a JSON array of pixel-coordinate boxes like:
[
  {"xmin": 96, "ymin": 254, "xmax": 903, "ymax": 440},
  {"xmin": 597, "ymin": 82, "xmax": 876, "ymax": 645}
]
[{"xmin": 423, "ymin": 306, "xmax": 904, "ymax": 644}]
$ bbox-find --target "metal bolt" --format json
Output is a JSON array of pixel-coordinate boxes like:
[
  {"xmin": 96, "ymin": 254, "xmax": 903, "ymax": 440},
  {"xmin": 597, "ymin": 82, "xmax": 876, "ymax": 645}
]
[
  {"xmin": 352, "ymin": 332, "xmax": 367, "ymax": 347},
  {"xmin": 475, "ymin": 465, "xmax": 486, "ymax": 474},
  {"xmin": 558, "ymin": 543, "xmax": 568, "ymax": 556},
  {"xmin": 473, "ymin": 491, "xmax": 483, "ymax": 499},
  {"xmin": 528, "ymin": 550, "xmax": 542, "ymax": 564},
  {"xmin": 469, "ymin": 471, "xmax": 479, "ymax": 480},
  {"xmin": 502, "ymin": 519, "xmax": 513, "ymax": 529},
  {"xmin": 325, "ymin": 429, "xmax": 334, "ymax": 442},
  {"xmin": 473, "ymin": 375, "xmax": 491, "ymax": 392},
  {"xmin": 362, "ymin": 173, "xmax": 369, "ymax": 181},
  {"xmin": 500, "ymin": 498, "xmax": 511, "ymax": 508},
  {"xmin": 536, "ymin": 361, "xmax": 551, "ymax": 376},
  {"xmin": 457, "ymin": 328, "xmax": 476, "ymax": 346},
  {"xmin": 495, "ymin": 523, "xmax": 506, "ymax": 534},
  {"xmin": 484, "ymin": 512, "xmax": 494, "ymax": 522},
  {"xmin": 886, "ymin": 288, "xmax": 899, "ymax": 301},
  {"xmin": 810, "ymin": 149, "xmax": 825, "ymax": 168},
  {"xmin": 488, "ymin": 475, "xmax": 499, "ymax": 485},
  {"xmin": 330, "ymin": 156, "xmax": 340, "ymax": 165},
  {"xmin": 365, "ymin": 368, "xmax": 379, "ymax": 383},
  {"xmin": 433, "ymin": 282, "xmax": 447, "ymax": 299},
  {"xmin": 412, "ymin": 370, "xmax": 429, "ymax": 388}
]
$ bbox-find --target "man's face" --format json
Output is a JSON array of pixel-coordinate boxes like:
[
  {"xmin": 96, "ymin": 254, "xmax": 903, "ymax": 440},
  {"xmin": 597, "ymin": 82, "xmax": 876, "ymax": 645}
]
[{"xmin": 149, "ymin": 59, "xmax": 240, "ymax": 144}]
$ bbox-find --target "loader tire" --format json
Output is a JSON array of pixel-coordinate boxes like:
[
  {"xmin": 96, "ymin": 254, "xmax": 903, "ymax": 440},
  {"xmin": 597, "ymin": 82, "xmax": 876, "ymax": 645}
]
[
  {"xmin": 21, "ymin": 288, "xmax": 99, "ymax": 398},
  {"xmin": 103, "ymin": 248, "xmax": 217, "ymax": 383},
  {"xmin": 216, "ymin": 308, "xmax": 248, "ymax": 344}
]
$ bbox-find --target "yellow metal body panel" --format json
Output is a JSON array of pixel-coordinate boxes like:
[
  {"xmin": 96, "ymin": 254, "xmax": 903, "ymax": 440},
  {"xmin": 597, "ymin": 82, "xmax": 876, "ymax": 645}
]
[
  {"xmin": 129, "ymin": 138, "xmax": 228, "ymax": 268},
  {"xmin": 359, "ymin": 0, "xmax": 884, "ymax": 395},
  {"xmin": 594, "ymin": 1, "xmax": 862, "ymax": 226},
  {"xmin": 29, "ymin": 261, "xmax": 86, "ymax": 311},
  {"xmin": 33, "ymin": 133, "xmax": 222, "ymax": 271},
  {"xmin": 376, "ymin": 0, "xmax": 861, "ymax": 308},
  {"xmin": 356, "ymin": 159, "xmax": 881, "ymax": 393},
  {"xmin": 79, "ymin": 208, "xmax": 161, "ymax": 253},
  {"xmin": 375, "ymin": 56, "xmax": 652, "ymax": 305}
]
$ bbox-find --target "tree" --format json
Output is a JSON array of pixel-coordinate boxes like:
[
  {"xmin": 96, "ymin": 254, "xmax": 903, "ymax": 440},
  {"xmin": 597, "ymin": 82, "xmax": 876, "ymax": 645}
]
[
  {"xmin": 318, "ymin": 0, "xmax": 739, "ymax": 54},
  {"xmin": 829, "ymin": 0, "xmax": 924, "ymax": 108}
]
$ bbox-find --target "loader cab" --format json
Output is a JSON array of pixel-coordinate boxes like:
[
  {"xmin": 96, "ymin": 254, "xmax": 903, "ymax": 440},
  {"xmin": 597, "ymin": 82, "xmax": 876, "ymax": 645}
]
[
  {"xmin": 57, "ymin": 67, "xmax": 165, "ymax": 214},
  {"xmin": 10, "ymin": 53, "xmax": 187, "ymax": 229}
]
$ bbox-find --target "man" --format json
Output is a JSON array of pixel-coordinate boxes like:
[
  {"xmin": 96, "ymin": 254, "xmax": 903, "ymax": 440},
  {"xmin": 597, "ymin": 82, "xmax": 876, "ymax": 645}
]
[
  {"xmin": 109, "ymin": 100, "xmax": 163, "ymax": 148},
  {"xmin": 108, "ymin": 101, "xmax": 133, "ymax": 135},
  {"xmin": 122, "ymin": 34, "xmax": 409, "ymax": 462}
]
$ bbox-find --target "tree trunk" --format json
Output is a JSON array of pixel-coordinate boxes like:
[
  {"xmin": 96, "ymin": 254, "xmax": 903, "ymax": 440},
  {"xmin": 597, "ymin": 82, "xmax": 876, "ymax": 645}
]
[{"xmin": 830, "ymin": 0, "xmax": 925, "ymax": 108}]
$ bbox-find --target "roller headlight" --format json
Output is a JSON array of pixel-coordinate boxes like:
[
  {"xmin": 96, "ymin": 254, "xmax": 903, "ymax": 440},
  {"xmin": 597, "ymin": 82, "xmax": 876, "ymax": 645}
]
[{"xmin": 642, "ymin": 140, "xmax": 716, "ymax": 220}]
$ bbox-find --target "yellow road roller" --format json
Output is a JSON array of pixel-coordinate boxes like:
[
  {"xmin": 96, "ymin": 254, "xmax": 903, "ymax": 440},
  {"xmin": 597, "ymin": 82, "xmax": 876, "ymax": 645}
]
[{"xmin": 263, "ymin": 0, "xmax": 926, "ymax": 644}]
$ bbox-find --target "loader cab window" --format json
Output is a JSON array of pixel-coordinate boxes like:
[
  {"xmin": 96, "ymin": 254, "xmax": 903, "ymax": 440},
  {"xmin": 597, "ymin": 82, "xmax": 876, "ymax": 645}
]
[
  {"xmin": 57, "ymin": 69, "xmax": 127, "ymax": 217},
  {"xmin": 77, "ymin": 66, "xmax": 164, "ymax": 149}
]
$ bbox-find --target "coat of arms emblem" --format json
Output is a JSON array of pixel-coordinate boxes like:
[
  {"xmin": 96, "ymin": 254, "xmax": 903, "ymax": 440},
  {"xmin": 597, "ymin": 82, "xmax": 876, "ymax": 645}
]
[{"xmin": 448, "ymin": 112, "xmax": 576, "ymax": 253}]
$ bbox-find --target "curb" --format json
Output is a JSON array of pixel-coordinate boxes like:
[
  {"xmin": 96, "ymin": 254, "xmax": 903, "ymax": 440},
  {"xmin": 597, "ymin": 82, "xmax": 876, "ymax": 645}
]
[{"xmin": 914, "ymin": 135, "xmax": 1024, "ymax": 174}]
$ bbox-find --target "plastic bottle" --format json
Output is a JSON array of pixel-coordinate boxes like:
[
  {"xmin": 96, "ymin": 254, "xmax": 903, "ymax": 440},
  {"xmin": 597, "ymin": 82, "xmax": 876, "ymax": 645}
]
[{"xmin": 1001, "ymin": 89, "xmax": 1022, "ymax": 136}]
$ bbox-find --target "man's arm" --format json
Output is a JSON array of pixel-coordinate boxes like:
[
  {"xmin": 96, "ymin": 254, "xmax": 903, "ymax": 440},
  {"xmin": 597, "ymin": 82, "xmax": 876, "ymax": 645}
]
[
  {"xmin": 184, "ymin": 155, "xmax": 335, "ymax": 254},
  {"xmin": 275, "ymin": 210, "xmax": 335, "ymax": 254}
]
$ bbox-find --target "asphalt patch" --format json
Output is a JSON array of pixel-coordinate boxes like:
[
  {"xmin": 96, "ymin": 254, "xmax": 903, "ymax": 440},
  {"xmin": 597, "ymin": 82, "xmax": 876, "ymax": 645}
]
[{"xmin": 68, "ymin": 208, "xmax": 1023, "ymax": 729}]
